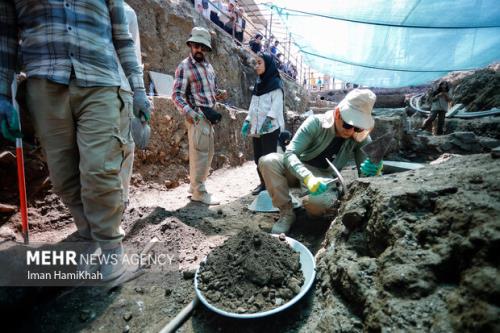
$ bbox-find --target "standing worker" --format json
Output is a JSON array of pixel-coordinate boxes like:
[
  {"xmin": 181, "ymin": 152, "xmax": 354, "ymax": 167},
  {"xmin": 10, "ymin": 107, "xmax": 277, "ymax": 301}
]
[
  {"xmin": 241, "ymin": 53, "xmax": 285, "ymax": 195},
  {"xmin": 172, "ymin": 27, "xmax": 228, "ymax": 205},
  {"xmin": 259, "ymin": 89, "xmax": 383, "ymax": 234},
  {"xmin": 0, "ymin": 0, "xmax": 152, "ymax": 283},
  {"xmin": 422, "ymin": 81, "xmax": 451, "ymax": 135}
]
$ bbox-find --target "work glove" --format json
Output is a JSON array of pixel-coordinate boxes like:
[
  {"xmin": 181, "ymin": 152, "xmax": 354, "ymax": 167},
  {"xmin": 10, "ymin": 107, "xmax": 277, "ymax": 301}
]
[
  {"xmin": 304, "ymin": 175, "xmax": 327, "ymax": 196},
  {"xmin": 259, "ymin": 116, "xmax": 273, "ymax": 134},
  {"xmin": 133, "ymin": 88, "xmax": 152, "ymax": 122},
  {"xmin": 241, "ymin": 120, "xmax": 249, "ymax": 138},
  {"xmin": 186, "ymin": 108, "xmax": 204, "ymax": 125},
  {"xmin": 360, "ymin": 159, "xmax": 383, "ymax": 177},
  {"xmin": 0, "ymin": 95, "xmax": 22, "ymax": 142}
]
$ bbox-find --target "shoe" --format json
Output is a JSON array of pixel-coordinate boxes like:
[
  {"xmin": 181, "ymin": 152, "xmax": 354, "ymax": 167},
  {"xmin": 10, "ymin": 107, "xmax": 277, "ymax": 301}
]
[
  {"xmin": 271, "ymin": 209, "xmax": 296, "ymax": 234},
  {"xmin": 76, "ymin": 241, "xmax": 101, "ymax": 275},
  {"xmin": 100, "ymin": 244, "xmax": 127, "ymax": 282},
  {"xmin": 191, "ymin": 192, "xmax": 220, "ymax": 205},
  {"xmin": 251, "ymin": 184, "xmax": 266, "ymax": 195}
]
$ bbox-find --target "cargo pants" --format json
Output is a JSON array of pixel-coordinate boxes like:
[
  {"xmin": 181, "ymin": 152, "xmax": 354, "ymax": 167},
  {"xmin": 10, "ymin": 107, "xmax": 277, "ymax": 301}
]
[
  {"xmin": 26, "ymin": 78, "xmax": 133, "ymax": 244},
  {"xmin": 186, "ymin": 117, "xmax": 215, "ymax": 195},
  {"xmin": 259, "ymin": 153, "xmax": 337, "ymax": 217}
]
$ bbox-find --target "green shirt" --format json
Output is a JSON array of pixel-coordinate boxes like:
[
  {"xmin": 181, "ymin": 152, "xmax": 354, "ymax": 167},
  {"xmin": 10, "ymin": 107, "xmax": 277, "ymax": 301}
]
[{"xmin": 284, "ymin": 110, "xmax": 371, "ymax": 181}]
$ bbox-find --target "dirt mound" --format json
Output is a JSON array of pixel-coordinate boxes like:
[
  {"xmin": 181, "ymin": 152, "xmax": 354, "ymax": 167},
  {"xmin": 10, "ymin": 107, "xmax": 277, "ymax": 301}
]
[
  {"xmin": 423, "ymin": 64, "xmax": 500, "ymax": 112},
  {"xmin": 311, "ymin": 153, "xmax": 500, "ymax": 332},
  {"xmin": 197, "ymin": 228, "xmax": 304, "ymax": 314}
]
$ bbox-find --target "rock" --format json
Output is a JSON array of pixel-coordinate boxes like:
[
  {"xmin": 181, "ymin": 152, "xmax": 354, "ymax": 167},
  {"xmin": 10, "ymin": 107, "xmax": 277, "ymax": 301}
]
[
  {"xmin": 79, "ymin": 309, "xmax": 95, "ymax": 322},
  {"xmin": 312, "ymin": 154, "xmax": 500, "ymax": 331},
  {"xmin": 491, "ymin": 146, "xmax": 500, "ymax": 158},
  {"xmin": 134, "ymin": 287, "xmax": 144, "ymax": 294},
  {"xmin": 182, "ymin": 269, "xmax": 195, "ymax": 280},
  {"xmin": 123, "ymin": 312, "xmax": 133, "ymax": 321},
  {"xmin": 0, "ymin": 203, "xmax": 16, "ymax": 214},
  {"xmin": 123, "ymin": 325, "xmax": 130, "ymax": 333}
]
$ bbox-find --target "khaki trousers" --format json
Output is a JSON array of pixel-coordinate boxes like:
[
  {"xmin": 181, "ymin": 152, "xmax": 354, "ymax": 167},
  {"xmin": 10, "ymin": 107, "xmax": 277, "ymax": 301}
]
[
  {"xmin": 186, "ymin": 118, "xmax": 214, "ymax": 194},
  {"xmin": 26, "ymin": 79, "xmax": 133, "ymax": 244},
  {"xmin": 259, "ymin": 153, "xmax": 337, "ymax": 216}
]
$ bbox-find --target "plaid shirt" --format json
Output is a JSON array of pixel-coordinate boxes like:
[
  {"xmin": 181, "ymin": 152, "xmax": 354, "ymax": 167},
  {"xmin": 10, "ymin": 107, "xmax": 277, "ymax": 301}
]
[
  {"xmin": 172, "ymin": 54, "xmax": 217, "ymax": 114},
  {"xmin": 0, "ymin": 0, "xmax": 144, "ymax": 97}
]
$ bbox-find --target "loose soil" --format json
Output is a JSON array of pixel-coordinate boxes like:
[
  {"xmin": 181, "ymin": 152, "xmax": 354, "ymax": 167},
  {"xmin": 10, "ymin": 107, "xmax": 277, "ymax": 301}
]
[
  {"xmin": 197, "ymin": 228, "xmax": 304, "ymax": 314},
  {"xmin": 1, "ymin": 162, "xmax": 339, "ymax": 333}
]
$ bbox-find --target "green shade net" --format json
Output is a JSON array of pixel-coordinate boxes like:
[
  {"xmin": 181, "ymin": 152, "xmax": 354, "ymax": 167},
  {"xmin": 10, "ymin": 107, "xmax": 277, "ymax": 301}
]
[{"xmin": 269, "ymin": 0, "xmax": 500, "ymax": 87}]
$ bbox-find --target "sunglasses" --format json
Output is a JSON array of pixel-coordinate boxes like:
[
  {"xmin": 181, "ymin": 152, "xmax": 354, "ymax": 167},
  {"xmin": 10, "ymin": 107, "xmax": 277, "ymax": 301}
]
[
  {"xmin": 342, "ymin": 121, "xmax": 364, "ymax": 133},
  {"xmin": 190, "ymin": 42, "xmax": 210, "ymax": 52}
]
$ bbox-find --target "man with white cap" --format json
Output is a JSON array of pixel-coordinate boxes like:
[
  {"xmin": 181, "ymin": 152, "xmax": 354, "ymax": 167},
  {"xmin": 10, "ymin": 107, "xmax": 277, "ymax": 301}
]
[
  {"xmin": 172, "ymin": 27, "xmax": 227, "ymax": 205},
  {"xmin": 259, "ymin": 89, "xmax": 382, "ymax": 234}
]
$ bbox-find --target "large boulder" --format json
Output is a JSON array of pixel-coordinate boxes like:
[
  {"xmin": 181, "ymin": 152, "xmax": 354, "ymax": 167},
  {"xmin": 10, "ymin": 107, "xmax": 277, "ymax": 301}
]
[{"xmin": 310, "ymin": 153, "xmax": 500, "ymax": 332}]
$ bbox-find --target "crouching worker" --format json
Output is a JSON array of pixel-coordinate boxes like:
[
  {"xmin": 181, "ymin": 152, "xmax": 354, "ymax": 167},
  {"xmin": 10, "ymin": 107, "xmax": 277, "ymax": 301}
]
[{"xmin": 259, "ymin": 89, "xmax": 382, "ymax": 234}]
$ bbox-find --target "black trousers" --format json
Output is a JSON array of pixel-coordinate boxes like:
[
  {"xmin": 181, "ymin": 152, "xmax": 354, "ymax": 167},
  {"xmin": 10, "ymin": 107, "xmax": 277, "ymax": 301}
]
[
  {"xmin": 422, "ymin": 110, "xmax": 446, "ymax": 135},
  {"xmin": 253, "ymin": 128, "xmax": 280, "ymax": 185}
]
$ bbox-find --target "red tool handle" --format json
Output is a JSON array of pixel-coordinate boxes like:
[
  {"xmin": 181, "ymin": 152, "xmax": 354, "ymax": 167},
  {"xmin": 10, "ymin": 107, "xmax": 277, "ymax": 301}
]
[{"xmin": 16, "ymin": 138, "xmax": 29, "ymax": 244}]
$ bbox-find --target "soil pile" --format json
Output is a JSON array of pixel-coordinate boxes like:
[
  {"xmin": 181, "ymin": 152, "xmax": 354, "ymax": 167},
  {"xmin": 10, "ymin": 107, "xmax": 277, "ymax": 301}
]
[{"xmin": 197, "ymin": 228, "xmax": 304, "ymax": 314}]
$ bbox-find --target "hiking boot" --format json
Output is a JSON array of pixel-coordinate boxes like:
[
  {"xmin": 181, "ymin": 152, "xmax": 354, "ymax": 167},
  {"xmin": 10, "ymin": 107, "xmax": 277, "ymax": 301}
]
[
  {"xmin": 191, "ymin": 192, "xmax": 220, "ymax": 205},
  {"xmin": 251, "ymin": 184, "xmax": 266, "ymax": 195},
  {"xmin": 271, "ymin": 208, "xmax": 296, "ymax": 234}
]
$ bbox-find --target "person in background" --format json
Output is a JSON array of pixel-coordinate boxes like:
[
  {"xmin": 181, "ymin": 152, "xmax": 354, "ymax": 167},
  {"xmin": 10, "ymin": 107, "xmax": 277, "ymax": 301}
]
[
  {"xmin": 259, "ymin": 89, "xmax": 382, "ymax": 234},
  {"xmin": 270, "ymin": 40, "xmax": 279, "ymax": 56},
  {"xmin": 209, "ymin": 0, "xmax": 224, "ymax": 28},
  {"xmin": 422, "ymin": 81, "xmax": 451, "ymax": 135},
  {"xmin": 235, "ymin": 6, "xmax": 246, "ymax": 43},
  {"xmin": 172, "ymin": 27, "xmax": 228, "ymax": 205},
  {"xmin": 241, "ymin": 53, "xmax": 285, "ymax": 195},
  {"xmin": 0, "ymin": 0, "xmax": 152, "ymax": 283},
  {"xmin": 249, "ymin": 34, "xmax": 263, "ymax": 54},
  {"xmin": 223, "ymin": 0, "xmax": 236, "ymax": 36}
]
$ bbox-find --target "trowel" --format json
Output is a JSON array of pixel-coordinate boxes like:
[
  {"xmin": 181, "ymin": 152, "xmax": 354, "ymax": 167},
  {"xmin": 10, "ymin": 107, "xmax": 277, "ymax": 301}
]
[{"xmin": 361, "ymin": 132, "xmax": 395, "ymax": 164}]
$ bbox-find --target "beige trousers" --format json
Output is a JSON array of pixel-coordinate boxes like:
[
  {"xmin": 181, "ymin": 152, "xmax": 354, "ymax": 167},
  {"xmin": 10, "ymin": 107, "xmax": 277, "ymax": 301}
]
[
  {"xmin": 26, "ymin": 79, "xmax": 133, "ymax": 244},
  {"xmin": 259, "ymin": 153, "xmax": 337, "ymax": 216},
  {"xmin": 186, "ymin": 117, "xmax": 214, "ymax": 194}
]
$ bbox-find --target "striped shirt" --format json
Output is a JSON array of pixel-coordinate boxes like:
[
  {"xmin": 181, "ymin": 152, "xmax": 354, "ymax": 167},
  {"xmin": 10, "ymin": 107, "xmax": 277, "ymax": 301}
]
[
  {"xmin": 0, "ymin": 0, "xmax": 144, "ymax": 97},
  {"xmin": 172, "ymin": 55, "xmax": 217, "ymax": 114}
]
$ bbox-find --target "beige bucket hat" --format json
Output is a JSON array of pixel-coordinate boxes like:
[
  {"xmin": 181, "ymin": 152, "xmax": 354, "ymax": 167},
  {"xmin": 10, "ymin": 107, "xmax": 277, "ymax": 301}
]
[
  {"xmin": 186, "ymin": 27, "xmax": 212, "ymax": 51},
  {"xmin": 338, "ymin": 89, "xmax": 376, "ymax": 130}
]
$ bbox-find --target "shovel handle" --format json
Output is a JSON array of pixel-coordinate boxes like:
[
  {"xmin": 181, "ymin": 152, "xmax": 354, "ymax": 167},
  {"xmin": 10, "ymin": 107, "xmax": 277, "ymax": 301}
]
[
  {"xmin": 159, "ymin": 296, "xmax": 199, "ymax": 333},
  {"xmin": 16, "ymin": 138, "xmax": 29, "ymax": 244}
]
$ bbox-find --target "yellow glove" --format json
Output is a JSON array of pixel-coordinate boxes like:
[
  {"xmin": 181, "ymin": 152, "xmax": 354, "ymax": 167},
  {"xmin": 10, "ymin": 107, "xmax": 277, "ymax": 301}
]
[{"xmin": 304, "ymin": 175, "xmax": 327, "ymax": 195}]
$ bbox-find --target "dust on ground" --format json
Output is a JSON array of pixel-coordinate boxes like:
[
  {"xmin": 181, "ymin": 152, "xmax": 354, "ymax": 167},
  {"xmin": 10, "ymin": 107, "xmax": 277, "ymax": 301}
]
[{"xmin": 2, "ymin": 162, "xmax": 340, "ymax": 333}]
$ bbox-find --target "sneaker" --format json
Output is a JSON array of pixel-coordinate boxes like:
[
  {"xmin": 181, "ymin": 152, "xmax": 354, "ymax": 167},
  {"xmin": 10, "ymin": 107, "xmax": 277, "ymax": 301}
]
[
  {"xmin": 251, "ymin": 184, "xmax": 266, "ymax": 196},
  {"xmin": 76, "ymin": 242, "xmax": 101, "ymax": 275},
  {"xmin": 191, "ymin": 192, "xmax": 220, "ymax": 205},
  {"xmin": 99, "ymin": 244, "xmax": 143, "ymax": 288},
  {"xmin": 271, "ymin": 209, "xmax": 296, "ymax": 234}
]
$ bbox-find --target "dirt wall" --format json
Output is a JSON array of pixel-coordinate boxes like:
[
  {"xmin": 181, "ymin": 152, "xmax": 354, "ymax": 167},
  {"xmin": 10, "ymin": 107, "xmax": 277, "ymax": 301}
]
[{"xmin": 310, "ymin": 153, "xmax": 500, "ymax": 332}]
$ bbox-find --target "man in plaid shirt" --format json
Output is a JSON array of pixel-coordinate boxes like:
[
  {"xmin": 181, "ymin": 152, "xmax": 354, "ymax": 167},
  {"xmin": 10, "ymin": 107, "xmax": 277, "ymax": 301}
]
[
  {"xmin": 0, "ymin": 0, "xmax": 151, "ymax": 283},
  {"xmin": 172, "ymin": 27, "xmax": 227, "ymax": 205}
]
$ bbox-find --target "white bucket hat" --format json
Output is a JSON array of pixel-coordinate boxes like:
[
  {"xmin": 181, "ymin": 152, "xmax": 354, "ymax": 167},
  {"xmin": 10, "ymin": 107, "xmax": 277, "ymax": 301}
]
[
  {"xmin": 337, "ymin": 89, "xmax": 376, "ymax": 130},
  {"xmin": 186, "ymin": 27, "xmax": 212, "ymax": 51}
]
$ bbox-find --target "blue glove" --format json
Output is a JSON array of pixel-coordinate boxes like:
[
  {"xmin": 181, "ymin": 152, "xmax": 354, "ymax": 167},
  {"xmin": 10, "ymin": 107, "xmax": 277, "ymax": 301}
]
[
  {"xmin": 259, "ymin": 117, "xmax": 273, "ymax": 134},
  {"xmin": 0, "ymin": 95, "xmax": 22, "ymax": 142},
  {"xmin": 133, "ymin": 88, "xmax": 152, "ymax": 122},
  {"xmin": 241, "ymin": 120, "xmax": 249, "ymax": 138},
  {"xmin": 360, "ymin": 159, "xmax": 383, "ymax": 177}
]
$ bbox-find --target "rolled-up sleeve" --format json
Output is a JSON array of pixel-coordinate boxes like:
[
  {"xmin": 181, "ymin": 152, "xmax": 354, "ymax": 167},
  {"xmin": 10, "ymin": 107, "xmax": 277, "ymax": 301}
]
[
  {"xmin": 108, "ymin": 0, "xmax": 144, "ymax": 91},
  {"xmin": 0, "ymin": 1, "xmax": 18, "ymax": 97}
]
